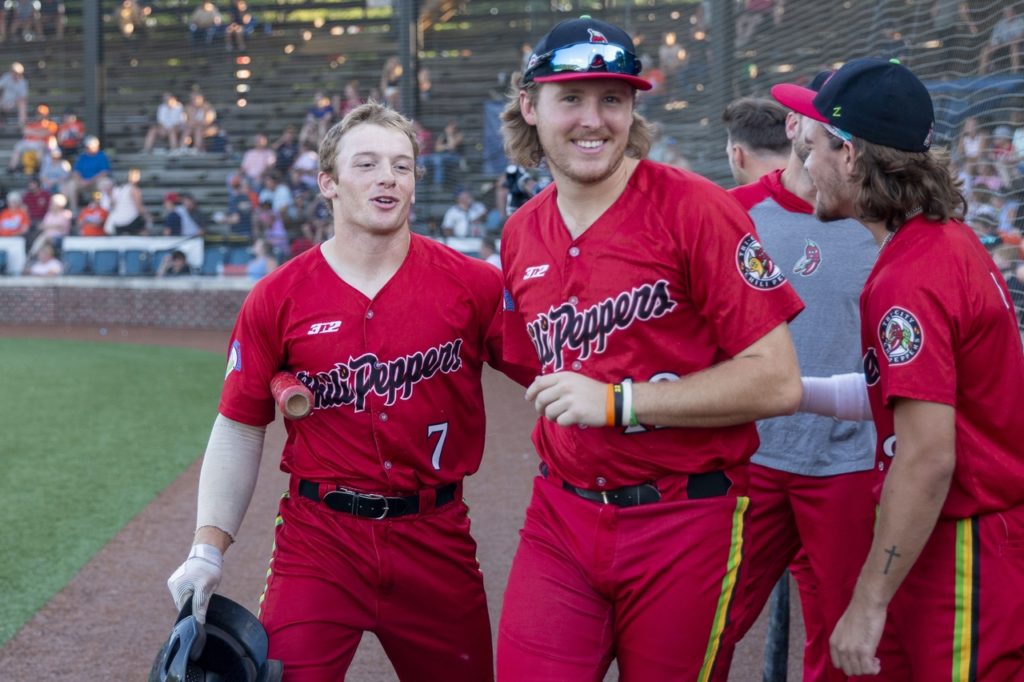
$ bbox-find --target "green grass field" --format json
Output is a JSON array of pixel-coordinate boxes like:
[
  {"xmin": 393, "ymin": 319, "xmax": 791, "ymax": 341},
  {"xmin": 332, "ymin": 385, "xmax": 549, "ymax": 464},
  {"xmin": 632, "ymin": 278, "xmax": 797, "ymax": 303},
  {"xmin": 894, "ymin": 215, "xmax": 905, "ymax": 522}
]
[{"xmin": 0, "ymin": 338, "xmax": 224, "ymax": 646}]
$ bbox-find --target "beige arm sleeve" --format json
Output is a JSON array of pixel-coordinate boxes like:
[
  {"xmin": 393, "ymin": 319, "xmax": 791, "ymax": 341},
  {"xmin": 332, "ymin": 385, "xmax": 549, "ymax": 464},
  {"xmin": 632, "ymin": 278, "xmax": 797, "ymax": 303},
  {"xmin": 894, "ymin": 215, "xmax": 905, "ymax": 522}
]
[{"xmin": 195, "ymin": 413, "xmax": 267, "ymax": 540}]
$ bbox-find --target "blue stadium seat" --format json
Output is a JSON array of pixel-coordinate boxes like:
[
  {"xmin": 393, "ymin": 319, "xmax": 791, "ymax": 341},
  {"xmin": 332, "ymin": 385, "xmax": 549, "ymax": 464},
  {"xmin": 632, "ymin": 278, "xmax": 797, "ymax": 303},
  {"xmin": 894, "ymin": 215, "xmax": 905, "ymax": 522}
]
[
  {"xmin": 226, "ymin": 245, "xmax": 250, "ymax": 266},
  {"xmin": 92, "ymin": 249, "xmax": 121, "ymax": 276},
  {"xmin": 200, "ymin": 247, "xmax": 225, "ymax": 276},
  {"xmin": 0, "ymin": 250, "xmax": 7, "ymax": 275},
  {"xmin": 123, "ymin": 250, "xmax": 152, "ymax": 276},
  {"xmin": 63, "ymin": 250, "xmax": 89, "ymax": 275},
  {"xmin": 153, "ymin": 249, "xmax": 172, "ymax": 272}
]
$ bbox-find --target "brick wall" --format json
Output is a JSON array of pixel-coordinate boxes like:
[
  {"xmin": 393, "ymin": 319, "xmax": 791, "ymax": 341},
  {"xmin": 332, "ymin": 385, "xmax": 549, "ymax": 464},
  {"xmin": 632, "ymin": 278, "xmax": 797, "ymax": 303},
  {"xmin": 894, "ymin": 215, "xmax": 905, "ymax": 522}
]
[{"xmin": 0, "ymin": 278, "xmax": 252, "ymax": 329}]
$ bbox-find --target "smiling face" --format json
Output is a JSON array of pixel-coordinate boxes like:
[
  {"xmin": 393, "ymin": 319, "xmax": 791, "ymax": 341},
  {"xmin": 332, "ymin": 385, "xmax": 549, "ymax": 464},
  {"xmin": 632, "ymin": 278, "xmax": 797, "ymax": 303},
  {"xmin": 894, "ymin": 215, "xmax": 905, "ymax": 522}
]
[
  {"xmin": 318, "ymin": 123, "xmax": 416, "ymax": 237},
  {"xmin": 802, "ymin": 122, "xmax": 855, "ymax": 222},
  {"xmin": 520, "ymin": 79, "xmax": 635, "ymax": 187}
]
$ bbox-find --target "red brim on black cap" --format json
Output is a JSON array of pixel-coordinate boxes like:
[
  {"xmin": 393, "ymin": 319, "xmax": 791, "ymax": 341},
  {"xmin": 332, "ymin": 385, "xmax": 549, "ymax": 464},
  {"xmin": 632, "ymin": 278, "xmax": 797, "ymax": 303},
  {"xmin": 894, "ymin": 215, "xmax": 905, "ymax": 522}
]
[
  {"xmin": 771, "ymin": 83, "xmax": 826, "ymax": 123},
  {"xmin": 534, "ymin": 71, "xmax": 653, "ymax": 91}
]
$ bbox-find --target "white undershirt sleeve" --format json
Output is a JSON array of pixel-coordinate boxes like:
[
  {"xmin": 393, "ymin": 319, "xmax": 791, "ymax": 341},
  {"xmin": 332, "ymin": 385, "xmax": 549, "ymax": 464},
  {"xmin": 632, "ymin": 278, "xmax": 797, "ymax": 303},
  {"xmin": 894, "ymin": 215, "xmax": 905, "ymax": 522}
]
[
  {"xmin": 798, "ymin": 372, "xmax": 873, "ymax": 422},
  {"xmin": 195, "ymin": 413, "xmax": 267, "ymax": 540}
]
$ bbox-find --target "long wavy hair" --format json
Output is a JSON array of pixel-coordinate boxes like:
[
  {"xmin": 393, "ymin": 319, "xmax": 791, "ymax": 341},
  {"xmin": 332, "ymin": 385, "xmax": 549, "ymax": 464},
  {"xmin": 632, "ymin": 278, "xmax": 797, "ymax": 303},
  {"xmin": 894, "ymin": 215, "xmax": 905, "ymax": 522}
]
[
  {"xmin": 831, "ymin": 132, "xmax": 967, "ymax": 231},
  {"xmin": 500, "ymin": 75, "xmax": 654, "ymax": 168}
]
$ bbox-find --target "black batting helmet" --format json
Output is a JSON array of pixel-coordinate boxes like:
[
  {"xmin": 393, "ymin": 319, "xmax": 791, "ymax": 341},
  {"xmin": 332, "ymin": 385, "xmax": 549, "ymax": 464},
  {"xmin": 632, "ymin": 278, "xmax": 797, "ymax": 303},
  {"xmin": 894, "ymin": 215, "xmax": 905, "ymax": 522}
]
[{"xmin": 149, "ymin": 594, "xmax": 283, "ymax": 682}]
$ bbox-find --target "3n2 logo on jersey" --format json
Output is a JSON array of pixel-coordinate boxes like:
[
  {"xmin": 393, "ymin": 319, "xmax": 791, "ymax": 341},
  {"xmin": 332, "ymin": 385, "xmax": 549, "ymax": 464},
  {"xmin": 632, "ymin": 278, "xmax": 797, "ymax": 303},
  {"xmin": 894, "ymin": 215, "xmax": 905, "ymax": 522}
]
[
  {"xmin": 308, "ymin": 321, "xmax": 342, "ymax": 335},
  {"xmin": 523, "ymin": 264, "xmax": 550, "ymax": 280}
]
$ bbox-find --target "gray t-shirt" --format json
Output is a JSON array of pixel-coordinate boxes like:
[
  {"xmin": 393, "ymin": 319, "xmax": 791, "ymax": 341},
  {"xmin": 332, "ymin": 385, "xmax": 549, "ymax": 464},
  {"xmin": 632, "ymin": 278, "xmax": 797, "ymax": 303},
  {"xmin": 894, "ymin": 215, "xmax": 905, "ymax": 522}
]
[{"xmin": 736, "ymin": 172, "xmax": 877, "ymax": 475}]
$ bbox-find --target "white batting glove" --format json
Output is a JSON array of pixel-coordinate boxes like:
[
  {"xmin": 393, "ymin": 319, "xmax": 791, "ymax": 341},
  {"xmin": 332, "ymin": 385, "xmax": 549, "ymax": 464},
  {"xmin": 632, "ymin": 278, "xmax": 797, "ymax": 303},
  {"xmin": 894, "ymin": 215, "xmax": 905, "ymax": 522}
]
[{"xmin": 167, "ymin": 543, "xmax": 223, "ymax": 624}]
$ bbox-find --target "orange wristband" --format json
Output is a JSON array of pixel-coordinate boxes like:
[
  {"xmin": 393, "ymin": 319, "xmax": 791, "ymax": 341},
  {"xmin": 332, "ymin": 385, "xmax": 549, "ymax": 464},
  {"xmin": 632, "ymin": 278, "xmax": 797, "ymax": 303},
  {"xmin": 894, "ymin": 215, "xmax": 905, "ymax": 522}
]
[{"xmin": 605, "ymin": 383, "xmax": 616, "ymax": 427}]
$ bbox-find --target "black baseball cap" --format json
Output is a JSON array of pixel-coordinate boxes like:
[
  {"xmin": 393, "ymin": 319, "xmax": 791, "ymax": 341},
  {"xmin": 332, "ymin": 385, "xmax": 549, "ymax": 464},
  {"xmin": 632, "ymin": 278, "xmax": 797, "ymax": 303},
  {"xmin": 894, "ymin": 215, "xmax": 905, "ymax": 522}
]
[
  {"xmin": 522, "ymin": 16, "xmax": 652, "ymax": 91},
  {"xmin": 771, "ymin": 57, "xmax": 934, "ymax": 152}
]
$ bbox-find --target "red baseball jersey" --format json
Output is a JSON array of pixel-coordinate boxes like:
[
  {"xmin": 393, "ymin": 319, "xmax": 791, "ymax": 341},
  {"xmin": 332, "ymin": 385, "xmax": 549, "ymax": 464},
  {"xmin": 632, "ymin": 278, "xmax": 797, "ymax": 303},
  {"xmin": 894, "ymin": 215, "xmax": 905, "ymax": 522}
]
[
  {"xmin": 220, "ymin": 234, "xmax": 536, "ymax": 492},
  {"xmin": 501, "ymin": 160, "xmax": 804, "ymax": 488},
  {"xmin": 861, "ymin": 215, "xmax": 1024, "ymax": 518}
]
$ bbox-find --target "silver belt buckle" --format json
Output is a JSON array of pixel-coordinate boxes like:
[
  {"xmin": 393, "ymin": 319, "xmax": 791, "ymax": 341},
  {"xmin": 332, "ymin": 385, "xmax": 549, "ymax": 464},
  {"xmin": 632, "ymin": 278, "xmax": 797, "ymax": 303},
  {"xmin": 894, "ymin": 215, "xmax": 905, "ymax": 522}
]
[{"xmin": 359, "ymin": 492, "xmax": 390, "ymax": 519}]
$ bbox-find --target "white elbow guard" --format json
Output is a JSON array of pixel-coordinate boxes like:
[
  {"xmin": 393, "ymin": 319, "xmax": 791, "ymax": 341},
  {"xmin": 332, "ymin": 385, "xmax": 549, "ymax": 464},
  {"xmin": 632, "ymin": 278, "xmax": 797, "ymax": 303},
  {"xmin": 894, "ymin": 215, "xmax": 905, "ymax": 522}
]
[
  {"xmin": 195, "ymin": 413, "xmax": 267, "ymax": 540},
  {"xmin": 799, "ymin": 372, "xmax": 872, "ymax": 422}
]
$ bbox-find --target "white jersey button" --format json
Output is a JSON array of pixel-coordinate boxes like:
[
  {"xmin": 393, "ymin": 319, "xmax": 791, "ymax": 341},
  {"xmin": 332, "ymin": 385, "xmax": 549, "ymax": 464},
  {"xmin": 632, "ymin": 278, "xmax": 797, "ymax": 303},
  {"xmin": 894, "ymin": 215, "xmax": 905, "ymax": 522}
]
[
  {"xmin": 568, "ymin": 246, "xmax": 580, "ymax": 257},
  {"xmin": 595, "ymin": 476, "xmax": 607, "ymax": 487},
  {"xmin": 571, "ymin": 361, "xmax": 582, "ymax": 370},
  {"xmin": 366, "ymin": 310, "xmax": 375, "ymax": 319},
  {"xmin": 383, "ymin": 460, "xmax": 393, "ymax": 469},
  {"xmin": 568, "ymin": 296, "xmax": 579, "ymax": 305},
  {"xmin": 379, "ymin": 412, "xmax": 389, "ymax": 422}
]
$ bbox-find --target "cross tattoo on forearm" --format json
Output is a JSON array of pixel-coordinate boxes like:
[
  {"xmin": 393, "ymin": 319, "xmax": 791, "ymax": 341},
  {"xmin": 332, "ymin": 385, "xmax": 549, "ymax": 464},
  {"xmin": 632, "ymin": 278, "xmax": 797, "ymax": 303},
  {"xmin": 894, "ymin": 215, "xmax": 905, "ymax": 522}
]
[{"xmin": 883, "ymin": 545, "xmax": 901, "ymax": 574}]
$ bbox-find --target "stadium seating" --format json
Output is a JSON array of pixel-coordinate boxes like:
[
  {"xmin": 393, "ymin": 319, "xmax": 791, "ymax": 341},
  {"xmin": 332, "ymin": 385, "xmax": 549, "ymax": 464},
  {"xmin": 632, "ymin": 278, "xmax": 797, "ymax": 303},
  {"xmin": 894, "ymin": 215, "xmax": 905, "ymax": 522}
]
[{"xmin": 62, "ymin": 251, "xmax": 89, "ymax": 276}]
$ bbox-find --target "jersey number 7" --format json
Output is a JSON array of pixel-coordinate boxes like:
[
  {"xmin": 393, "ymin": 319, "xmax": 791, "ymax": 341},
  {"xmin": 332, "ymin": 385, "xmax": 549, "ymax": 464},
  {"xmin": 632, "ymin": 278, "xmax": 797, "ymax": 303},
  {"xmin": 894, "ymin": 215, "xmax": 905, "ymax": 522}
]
[{"xmin": 427, "ymin": 422, "xmax": 449, "ymax": 470}]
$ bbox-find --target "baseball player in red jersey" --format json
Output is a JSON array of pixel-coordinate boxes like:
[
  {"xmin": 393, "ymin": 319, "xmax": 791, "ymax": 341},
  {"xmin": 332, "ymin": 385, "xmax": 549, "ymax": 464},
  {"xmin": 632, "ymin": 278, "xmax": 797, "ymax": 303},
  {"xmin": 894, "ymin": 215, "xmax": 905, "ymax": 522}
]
[
  {"xmin": 712, "ymin": 85, "xmax": 878, "ymax": 682},
  {"xmin": 774, "ymin": 57, "xmax": 1024, "ymax": 680},
  {"xmin": 496, "ymin": 17, "xmax": 805, "ymax": 681},
  {"xmin": 167, "ymin": 102, "xmax": 536, "ymax": 681}
]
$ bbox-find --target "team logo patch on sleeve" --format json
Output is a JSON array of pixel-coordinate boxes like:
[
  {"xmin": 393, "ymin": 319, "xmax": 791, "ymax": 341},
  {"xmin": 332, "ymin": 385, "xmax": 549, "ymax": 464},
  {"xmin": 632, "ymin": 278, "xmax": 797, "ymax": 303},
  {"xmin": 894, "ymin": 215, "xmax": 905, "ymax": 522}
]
[
  {"xmin": 878, "ymin": 307, "xmax": 923, "ymax": 365},
  {"xmin": 736, "ymin": 234, "xmax": 786, "ymax": 289},
  {"xmin": 225, "ymin": 340, "xmax": 242, "ymax": 379},
  {"xmin": 862, "ymin": 347, "xmax": 880, "ymax": 386}
]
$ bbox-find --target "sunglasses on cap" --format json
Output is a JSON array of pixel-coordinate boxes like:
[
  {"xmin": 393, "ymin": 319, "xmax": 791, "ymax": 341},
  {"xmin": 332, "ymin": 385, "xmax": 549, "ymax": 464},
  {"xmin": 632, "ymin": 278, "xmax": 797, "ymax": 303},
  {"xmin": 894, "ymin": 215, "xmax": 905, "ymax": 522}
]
[{"xmin": 523, "ymin": 42, "xmax": 643, "ymax": 83}]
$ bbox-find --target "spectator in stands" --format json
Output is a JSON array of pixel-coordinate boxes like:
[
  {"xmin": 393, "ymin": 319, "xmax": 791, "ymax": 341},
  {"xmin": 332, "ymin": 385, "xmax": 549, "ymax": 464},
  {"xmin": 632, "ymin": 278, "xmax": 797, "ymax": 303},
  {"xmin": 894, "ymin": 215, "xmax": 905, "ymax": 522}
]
[
  {"xmin": 157, "ymin": 249, "xmax": 194, "ymax": 276},
  {"xmin": 56, "ymin": 109, "xmax": 85, "ymax": 160},
  {"xmin": 722, "ymin": 97, "xmax": 790, "ymax": 186},
  {"xmin": 874, "ymin": 21, "xmax": 909, "ymax": 63},
  {"xmin": 39, "ymin": 0, "xmax": 65, "ymax": 40},
  {"xmin": 143, "ymin": 93, "xmax": 186, "ymax": 154},
  {"xmin": 289, "ymin": 141, "xmax": 319, "ymax": 192},
  {"xmin": 8, "ymin": 103, "xmax": 57, "ymax": 173},
  {"xmin": 158, "ymin": 192, "xmax": 182, "ymax": 236},
  {"xmin": 63, "ymin": 135, "xmax": 111, "ymax": 212},
  {"xmin": 972, "ymin": 161, "xmax": 1006, "ymax": 192},
  {"xmin": 246, "ymin": 237, "xmax": 277, "ymax": 281},
  {"xmin": 259, "ymin": 170, "xmax": 295, "ymax": 223},
  {"xmin": 176, "ymin": 193, "xmax": 206, "ymax": 237},
  {"xmin": 22, "ymin": 177, "xmax": 50, "ymax": 226},
  {"xmin": 31, "ymin": 192, "xmax": 71, "ymax": 252},
  {"xmin": 105, "ymin": 168, "xmax": 151, "ymax": 235},
  {"xmin": 990, "ymin": 125, "xmax": 1020, "ymax": 186},
  {"xmin": 418, "ymin": 65, "xmax": 432, "ymax": 104},
  {"xmin": 380, "ymin": 55, "xmax": 402, "ymax": 109},
  {"xmin": 39, "ymin": 148, "xmax": 70, "ymax": 195},
  {"xmin": 299, "ymin": 91, "xmax": 333, "ymax": 148},
  {"xmin": 423, "ymin": 119, "xmax": 464, "ymax": 187},
  {"xmin": 0, "ymin": 191, "xmax": 30, "ymax": 236},
  {"xmin": 183, "ymin": 92, "xmax": 217, "ymax": 154},
  {"xmin": 658, "ymin": 32, "xmax": 683, "ymax": 98},
  {"xmin": 980, "ymin": 6, "xmax": 1024, "ymax": 74},
  {"xmin": 189, "ymin": 1, "xmax": 223, "ymax": 46},
  {"xmin": 272, "ymin": 124, "xmax": 299, "ymax": 175},
  {"xmin": 441, "ymin": 188, "xmax": 485, "ymax": 238},
  {"xmin": 479, "ymin": 237, "xmax": 501, "ymax": 269},
  {"xmin": 340, "ymin": 80, "xmax": 365, "ymax": 120},
  {"xmin": 225, "ymin": 0, "xmax": 254, "ymax": 52},
  {"xmin": 239, "ymin": 133, "xmax": 276, "ymax": 186},
  {"xmin": 222, "ymin": 173, "xmax": 254, "ymax": 237},
  {"xmin": 0, "ymin": 62, "xmax": 29, "ymax": 128},
  {"xmin": 289, "ymin": 221, "xmax": 321, "ymax": 259},
  {"xmin": 9, "ymin": 0, "xmax": 42, "ymax": 42},
  {"xmin": 955, "ymin": 116, "xmax": 987, "ymax": 175},
  {"xmin": 24, "ymin": 241, "xmax": 61, "ymax": 276},
  {"xmin": 76, "ymin": 192, "xmax": 108, "ymax": 236},
  {"xmin": 0, "ymin": 5, "xmax": 6, "ymax": 44}
]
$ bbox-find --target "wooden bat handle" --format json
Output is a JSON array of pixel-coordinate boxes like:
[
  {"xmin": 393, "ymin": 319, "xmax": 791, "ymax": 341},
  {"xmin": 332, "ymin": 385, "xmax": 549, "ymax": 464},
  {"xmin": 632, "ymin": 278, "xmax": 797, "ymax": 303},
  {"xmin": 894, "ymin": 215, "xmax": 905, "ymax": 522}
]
[{"xmin": 271, "ymin": 371, "xmax": 313, "ymax": 420}]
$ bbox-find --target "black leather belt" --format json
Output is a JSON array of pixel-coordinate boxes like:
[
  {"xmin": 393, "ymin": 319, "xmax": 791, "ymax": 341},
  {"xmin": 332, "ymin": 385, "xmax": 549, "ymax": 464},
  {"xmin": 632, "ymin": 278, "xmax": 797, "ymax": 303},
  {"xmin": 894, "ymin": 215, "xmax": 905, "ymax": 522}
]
[
  {"xmin": 298, "ymin": 480, "xmax": 457, "ymax": 519},
  {"xmin": 559, "ymin": 470, "xmax": 732, "ymax": 508}
]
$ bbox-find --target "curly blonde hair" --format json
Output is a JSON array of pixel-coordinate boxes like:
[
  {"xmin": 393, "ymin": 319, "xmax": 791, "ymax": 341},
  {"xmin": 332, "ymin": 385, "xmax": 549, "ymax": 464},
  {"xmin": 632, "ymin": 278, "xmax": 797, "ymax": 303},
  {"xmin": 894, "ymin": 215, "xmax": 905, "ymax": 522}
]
[{"xmin": 500, "ymin": 76, "xmax": 654, "ymax": 168}]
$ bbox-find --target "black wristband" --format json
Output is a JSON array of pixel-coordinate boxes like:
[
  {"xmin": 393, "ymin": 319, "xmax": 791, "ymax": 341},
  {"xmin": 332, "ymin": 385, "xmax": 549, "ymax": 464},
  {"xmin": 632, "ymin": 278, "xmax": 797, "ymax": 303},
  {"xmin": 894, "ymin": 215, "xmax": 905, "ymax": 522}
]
[{"xmin": 612, "ymin": 383, "xmax": 623, "ymax": 427}]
